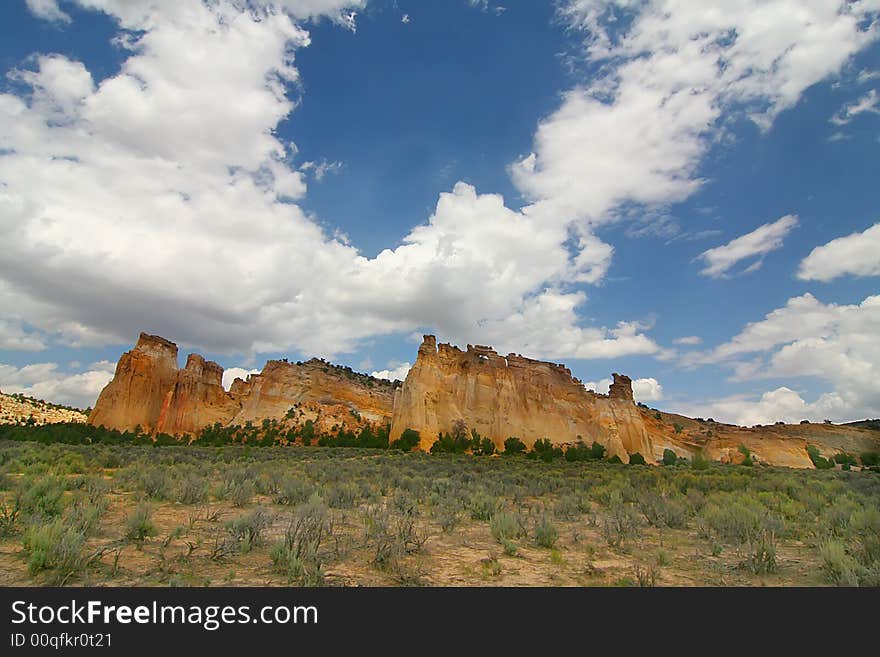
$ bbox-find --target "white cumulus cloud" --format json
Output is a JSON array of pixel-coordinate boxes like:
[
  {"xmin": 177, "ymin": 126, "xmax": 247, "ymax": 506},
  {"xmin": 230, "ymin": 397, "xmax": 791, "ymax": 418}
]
[
  {"xmin": 797, "ymin": 222, "xmax": 880, "ymax": 282},
  {"xmin": 684, "ymin": 293, "xmax": 880, "ymax": 423},
  {"xmin": 371, "ymin": 362, "xmax": 411, "ymax": 381},
  {"xmin": 0, "ymin": 360, "xmax": 115, "ymax": 409}
]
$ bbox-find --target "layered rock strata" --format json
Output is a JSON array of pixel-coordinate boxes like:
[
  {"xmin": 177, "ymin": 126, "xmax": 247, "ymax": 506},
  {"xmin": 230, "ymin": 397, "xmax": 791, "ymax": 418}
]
[
  {"xmin": 89, "ymin": 333, "xmax": 396, "ymax": 436},
  {"xmin": 389, "ymin": 336, "xmax": 653, "ymax": 460}
]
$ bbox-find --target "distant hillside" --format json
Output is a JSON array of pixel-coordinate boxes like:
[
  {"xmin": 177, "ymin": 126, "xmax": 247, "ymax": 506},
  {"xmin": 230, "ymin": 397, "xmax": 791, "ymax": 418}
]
[
  {"xmin": 0, "ymin": 390, "xmax": 89, "ymax": 426},
  {"xmin": 843, "ymin": 419, "xmax": 880, "ymax": 431}
]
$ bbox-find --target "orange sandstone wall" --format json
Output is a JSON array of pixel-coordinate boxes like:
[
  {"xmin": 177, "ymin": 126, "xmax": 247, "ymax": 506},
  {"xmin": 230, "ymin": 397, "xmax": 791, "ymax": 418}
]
[{"xmin": 389, "ymin": 335, "xmax": 653, "ymax": 460}]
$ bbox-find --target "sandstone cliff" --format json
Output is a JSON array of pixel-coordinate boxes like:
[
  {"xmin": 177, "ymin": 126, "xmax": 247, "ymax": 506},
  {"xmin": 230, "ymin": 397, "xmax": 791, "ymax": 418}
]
[
  {"xmin": 87, "ymin": 332, "xmax": 880, "ymax": 468},
  {"xmin": 389, "ymin": 336, "xmax": 653, "ymax": 460},
  {"xmin": 89, "ymin": 333, "xmax": 396, "ymax": 437},
  {"xmin": 89, "ymin": 333, "xmax": 179, "ymax": 433}
]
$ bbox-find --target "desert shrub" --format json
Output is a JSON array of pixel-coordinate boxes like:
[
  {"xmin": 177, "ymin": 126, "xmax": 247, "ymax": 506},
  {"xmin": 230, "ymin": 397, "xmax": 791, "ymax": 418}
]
[
  {"xmin": 701, "ymin": 494, "xmax": 783, "ymax": 572},
  {"xmin": 554, "ymin": 493, "xmax": 590, "ymax": 520},
  {"xmin": 1, "ymin": 491, "xmax": 23, "ymax": 537},
  {"xmin": 366, "ymin": 506, "xmax": 426, "ymax": 570},
  {"xmin": 737, "ymin": 445, "xmax": 753, "ymax": 467},
  {"xmin": 22, "ymin": 517, "xmax": 87, "ymax": 584},
  {"xmin": 433, "ymin": 498, "xmax": 462, "ymax": 533},
  {"xmin": 608, "ymin": 455, "xmax": 623, "ymax": 464},
  {"xmin": 859, "ymin": 452, "xmax": 880, "ymax": 467},
  {"xmin": 225, "ymin": 507, "xmax": 272, "ymax": 553},
  {"xmin": 125, "ymin": 503, "xmax": 158, "ymax": 545},
  {"xmin": 490, "ymin": 511, "xmax": 524, "ymax": 543},
  {"xmin": 325, "ymin": 482, "xmax": 359, "ymax": 509},
  {"xmin": 833, "ymin": 452, "xmax": 858, "ymax": 467},
  {"xmin": 602, "ymin": 493, "xmax": 641, "ymax": 548},
  {"xmin": 848, "ymin": 506, "xmax": 880, "ymax": 565},
  {"xmin": 271, "ymin": 498, "xmax": 331, "ymax": 586},
  {"xmin": 20, "ymin": 476, "xmax": 66, "ymax": 518},
  {"xmin": 628, "ymin": 452, "xmax": 646, "ymax": 465},
  {"xmin": 637, "ymin": 491, "xmax": 688, "ymax": 529},
  {"xmin": 821, "ymin": 497, "xmax": 860, "ymax": 537},
  {"xmin": 175, "ymin": 473, "xmax": 208, "ymax": 504},
  {"xmin": 468, "ymin": 490, "xmax": 497, "ymax": 520},
  {"xmin": 691, "ymin": 450, "xmax": 710, "ymax": 470},
  {"xmin": 66, "ymin": 497, "xmax": 103, "ymax": 536},
  {"xmin": 392, "ymin": 490, "xmax": 418, "ymax": 517},
  {"xmin": 139, "ymin": 467, "xmax": 172, "ymax": 499},
  {"xmin": 534, "ymin": 515, "xmax": 559, "ymax": 549},
  {"xmin": 662, "ymin": 448, "xmax": 678, "ymax": 466},
  {"xmin": 673, "ymin": 423, "xmax": 684, "ymax": 434},
  {"xmin": 273, "ymin": 476, "xmax": 315, "ymax": 506},
  {"xmin": 821, "ymin": 540, "xmax": 862, "ymax": 586},
  {"xmin": 228, "ymin": 480, "xmax": 255, "ymax": 507}
]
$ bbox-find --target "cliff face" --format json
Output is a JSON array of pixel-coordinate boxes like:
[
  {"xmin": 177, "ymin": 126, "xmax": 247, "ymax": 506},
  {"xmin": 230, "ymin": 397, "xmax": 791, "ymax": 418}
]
[
  {"xmin": 89, "ymin": 335, "xmax": 396, "ymax": 436},
  {"xmin": 154, "ymin": 354, "xmax": 240, "ymax": 436},
  {"xmin": 88, "ymin": 333, "xmax": 179, "ymax": 433},
  {"xmin": 89, "ymin": 332, "xmax": 878, "ymax": 468},
  {"xmin": 390, "ymin": 336, "xmax": 653, "ymax": 460},
  {"xmin": 230, "ymin": 359, "xmax": 395, "ymax": 426}
]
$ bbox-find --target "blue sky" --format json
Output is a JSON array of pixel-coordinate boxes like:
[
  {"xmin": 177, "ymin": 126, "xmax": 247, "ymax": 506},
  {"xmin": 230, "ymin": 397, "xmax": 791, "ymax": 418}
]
[{"xmin": 0, "ymin": 0, "xmax": 879, "ymax": 425}]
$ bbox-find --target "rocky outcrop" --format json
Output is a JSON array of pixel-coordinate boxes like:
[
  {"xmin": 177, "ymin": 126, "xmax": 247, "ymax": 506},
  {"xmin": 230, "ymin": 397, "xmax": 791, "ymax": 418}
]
[
  {"xmin": 1, "ymin": 391, "xmax": 88, "ymax": 426},
  {"xmin": 389, "ymin": 335, "xmax": 653, "ymax": 460},
  {"xmin": 88, "ymin": 333, "xmax": 179, "ymax": 433},
  {"xmin": 154, "ymin": 354, "xmax": 240, "ymax": 436},
  {"xmin": 89, "ymin": 335, "xmax": 396, "ymax": 437},
  {"xmin": 229, "ymin": 359, "xmax": 395, "ymax": 427},
  {"xmin": 88, "ymin": 331, "xmax": 880, "ymax": 468}
]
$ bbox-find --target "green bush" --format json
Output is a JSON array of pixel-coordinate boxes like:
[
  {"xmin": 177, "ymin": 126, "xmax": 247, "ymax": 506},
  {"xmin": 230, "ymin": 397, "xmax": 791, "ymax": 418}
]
[
  {"xmin": 821, "ymin": 540, "xmax": 861, "ymax": 586},
  {"xmin": 390, "ymin": 429, "xmax": 420, "ymax": 452},
  {"xmin": 21, "ymin": 476, "xmax": 66, "ymax": 518},
  {"xmin": 602, "ymin": 493, "xmax": 641, "ymax": 548},
  {"xmin": 125, "ymin": 503, "xmax": 158, "ymax": 545},
  {"xmin": 490, "ymin": 512, "xmax": 523, "ymax": 543},
  {"xmin": 271, "ymin": 498, "xmax": 330, "ymax": 585},
  {"xmin": 691, "ymin": 450, "xmax": 710, "ymax": 470},
  {"xmin": 22, "ymin": 518, "xmax": 87, "ymax": 584},
  {"xmin": 628, "ymin": 452, "xmax": 646, "ymax": 465},
  {"xmin": 175, "ymin": 473, "xmax": 208, "ymax": 504},
  {"xmin": 662, "ymin": 448, "xmax": 678, "ymax": 466},
  {"xmin": 468, "ymin": 490, "xmax": 498, "ymax": 521},
  {"xmin": 503, "ymin": 437, "xmax": 526, "ymax": 455},
  {"xmin": 534, "ymin": 515, "xmax": 559, "ymax": 549},
  {"xmin": 807, "ymin": 445, "xmax": 833, "ymax": 469},
  {"xmin": 859, "ymin": 451, "xmax": 880, "ymax": 467},
  {"xmin": 225, "ymin": 508, "xmax": 272, "ymax": 553},
  {"xmin": 274, "ymin": 477, "xmax": 315, "ymax": 506}
]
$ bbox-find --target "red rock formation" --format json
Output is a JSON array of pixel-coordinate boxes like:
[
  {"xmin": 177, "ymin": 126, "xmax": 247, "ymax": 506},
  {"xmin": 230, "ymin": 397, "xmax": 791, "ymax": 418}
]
[
  {"xmin": 155, "ymin": 354, "xmax": 240, "ymax": 436},
  {"xmin": 89, "ymin": 332, "xmax": 879, "ymax": 468},
  {"xmin": 89, "ymin": 335, "xmax": 396, "ymax": 437},
  {"xmin": 88, "ymin": 333, "xmax": 179, "ymax": 433},
  {"xmin": 389, "ymin": 335, "xmax": 653, "ymax": 460},
  {"xmin": 229, "ymin": 359, "xmax": 395, "ymax": 427}
]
